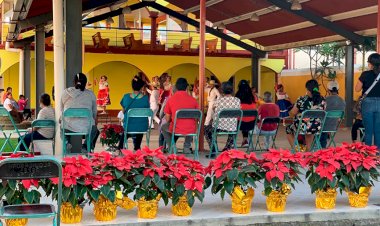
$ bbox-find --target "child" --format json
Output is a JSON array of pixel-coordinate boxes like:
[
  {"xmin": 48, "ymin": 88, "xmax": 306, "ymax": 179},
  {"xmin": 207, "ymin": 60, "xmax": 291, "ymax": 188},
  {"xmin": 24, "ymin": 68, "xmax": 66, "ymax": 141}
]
[
  {"xmin": 117, "ymin": 110, "xmax": 124, "ymax": 127},
  {"xmin": 96, "ymin": 75, "xmax": 110, "ymax": 114},
  {"xmin": 276, "ymin": 84, "xmax": 291, "ymax": 126},
  {"xmin": 18, "ymin": 95, "xmax": 28, "ymax": 111}
]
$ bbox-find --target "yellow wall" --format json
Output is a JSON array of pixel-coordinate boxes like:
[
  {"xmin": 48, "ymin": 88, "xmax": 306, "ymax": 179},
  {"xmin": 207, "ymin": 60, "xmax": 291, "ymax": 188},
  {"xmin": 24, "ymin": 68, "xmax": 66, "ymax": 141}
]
[{"xmin": 165, "ymin": 63, "xmax": 214, "ymax": 85}]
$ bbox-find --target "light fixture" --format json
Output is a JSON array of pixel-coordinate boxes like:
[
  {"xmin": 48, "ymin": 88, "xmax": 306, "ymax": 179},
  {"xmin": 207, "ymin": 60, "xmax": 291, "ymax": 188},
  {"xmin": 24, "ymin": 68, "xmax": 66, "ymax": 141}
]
[
  {"xmin": 122, "ymin": 6, "xmax": 132, "ymax": 14},
  {"xmin": 291, "ymin": 0, "xmax": 302, "ymax": 10},
  {"xmin": 250, "ymin": 13, "xmax": 259, "ymax": 22},
  {"xmin": 106, "ymin": 17, "xmax": 114, "ymax": 24},
  {"xmin": 218, "ymin": 22, "xmax": 226, "ymax": 30}
]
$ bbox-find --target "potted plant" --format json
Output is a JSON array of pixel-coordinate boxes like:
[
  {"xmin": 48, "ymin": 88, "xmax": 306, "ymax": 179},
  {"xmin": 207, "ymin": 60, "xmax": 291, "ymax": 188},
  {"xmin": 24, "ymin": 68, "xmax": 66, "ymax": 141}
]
[
  {"xmin": 45, "ymin": 155, "xmax": 92, "ymax": 224},
  {"xmin": 165, "ymin": 154, "xmax": 207, "ymax": 216},
  {"xmin": 305, "ymin": 148, "xmax": 342, "ymax": 209},
  {"xmin": 207, "ymin": 150, "xmax": 264, "ymax": 214},
  {"xmin": 336, "ymin": 143, "xmax": 379, "ymax": 208},
  {"xmin": 261, "ymin": 149, "xmax": 303, "ymax": 212},
  {"xmin": 100, "ymin": 124, "xmax": 124, "ymax": 152}
]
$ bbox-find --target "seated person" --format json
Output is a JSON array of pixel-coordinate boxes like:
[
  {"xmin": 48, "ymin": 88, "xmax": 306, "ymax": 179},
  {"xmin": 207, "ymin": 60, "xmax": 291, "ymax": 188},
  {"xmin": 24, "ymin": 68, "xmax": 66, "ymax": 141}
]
[
  {"xmin": 18, "ymin": 94, "xmax": 31, "ymax": 120},
  {"xmin": 118, "ymin": 75, "xmax": 150, "ymax": 151},
  {"xmin": 19, "ymin": 94, "xmax": 55, "ymax": 151},
  {"xmin": 4, "ymin": 92, "xmax": 23, "ymax": 123},
  {"xmin": 162, "ymin": 78, "xmax": 198, "ymax": 154},
  {"xmin": 117, "ymin": 110, "xmax": 124, "ymax": 126},
  {"xmin": 61, "ymin": 73, "xmax": 98, "ymax": 152},
  {"xmin": 254, "ymin": 92, "xmax": 280, "ymax": 150},
  {"xmin": 205, "ymin": 82, "xmax": 241, "ymax": 158}
]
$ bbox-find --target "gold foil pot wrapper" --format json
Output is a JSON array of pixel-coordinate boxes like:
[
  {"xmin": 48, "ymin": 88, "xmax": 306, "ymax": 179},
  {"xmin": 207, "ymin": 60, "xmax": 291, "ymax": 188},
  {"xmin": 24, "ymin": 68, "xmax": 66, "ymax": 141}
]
[
  {"xmin": 315, "ymin": 188, "xmax": 337, "ymax": 209},
  {"xmin": 137, "ymin": 198, "xmax": 159, "ymax": 219},
  {"xmin": 116, "ymin": 191, "xmax": 136, "ymax": 210},
  {"xmin": 5, "ymin": 218, "xmax": 28, "ymax": 226},
  {"xmin": 280, "ymin": 184, "xmax": 292, "ymax": 196},
  {"xmin": 93, "ymin": 195, "xmax": 118, "ymax": 221},
  {"xmin": 230, "ymin": 186, "xmax": 254, "ymax": 214},
  {"xmin": 347, "ymin": 186, "xmax": 372, "ymax": 208},
  {"xmin": 61, "ymin": 202, "xmax": 83, "ymax": 224},
  {"xmin": 266, "ymin": 190, "xmax": 288, "ymax": 212},
  {"xmin": 172, "ymin": 195, "xmax": 192, "ymax": 216}
]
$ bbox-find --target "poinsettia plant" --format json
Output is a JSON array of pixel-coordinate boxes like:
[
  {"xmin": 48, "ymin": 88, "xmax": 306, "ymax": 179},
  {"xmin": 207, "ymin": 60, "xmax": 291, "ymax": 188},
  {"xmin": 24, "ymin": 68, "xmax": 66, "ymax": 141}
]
[
  {"xmin": 261, "ymin": 149, "xmax": 304, "ymax": 196},
  {"xmin": 207, "ymin": 150, "xmax": 264, "ymax": 199},
  {"xmin": 100, "ymin": 124, "xmax": 124, "ymax": 150},
  {"xmin": 165, "ymin": 154, "xmax": 208, "ymax": 207},
  {"xmin": 44, "ymin": 155, "xmax": 92, "ymax": 207}
]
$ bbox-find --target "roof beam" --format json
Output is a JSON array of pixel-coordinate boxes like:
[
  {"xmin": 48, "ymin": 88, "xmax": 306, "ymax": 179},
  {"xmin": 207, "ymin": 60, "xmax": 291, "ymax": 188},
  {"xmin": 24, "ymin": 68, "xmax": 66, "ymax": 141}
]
[
  {"xmin": 146, "ymin": 1, "xmax": 266, "ymax": 57},
  {"xmin": 183, "ymin": 0, "xmax": 224, "ymax": 14},
  {"xmin": 266, "ymin": 0, "xmax": 367, "ymax": 45}
]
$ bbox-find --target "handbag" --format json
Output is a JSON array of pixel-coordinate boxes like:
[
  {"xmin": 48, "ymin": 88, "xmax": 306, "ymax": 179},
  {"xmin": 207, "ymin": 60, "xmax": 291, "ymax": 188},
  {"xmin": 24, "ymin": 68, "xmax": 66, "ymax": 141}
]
[{"xmin": 358, "ymin": 72, "xmax": 380, "ymax": 113}]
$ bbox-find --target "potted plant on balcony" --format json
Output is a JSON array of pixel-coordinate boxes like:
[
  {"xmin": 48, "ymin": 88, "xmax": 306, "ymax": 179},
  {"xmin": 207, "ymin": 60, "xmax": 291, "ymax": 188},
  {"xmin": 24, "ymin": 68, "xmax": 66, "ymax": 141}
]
[
  {"xmin": 100, "ymin": 124, "xmax": 124, "ymax": 152},
  {"xmin": 207, "ymin": 150, "xmax": 264, "ymax": 214},
  {"xmin": 261, "ymin": 149, "xmax": 303, "ymax": 212},
  {"xmin": 336, "ymin": 143, "xmax": 379, "ymax": 208},
  {"xmin": 165, "ymin": 154, "xmax": 208, "ymax": 216}
]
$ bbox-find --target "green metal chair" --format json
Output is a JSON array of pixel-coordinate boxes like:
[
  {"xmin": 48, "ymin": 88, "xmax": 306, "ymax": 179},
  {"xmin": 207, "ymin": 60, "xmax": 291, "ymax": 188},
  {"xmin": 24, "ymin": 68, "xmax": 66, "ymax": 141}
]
[
  {"xmin": 241, "ymin": 110, "xmax": 258, "ymax": 151},
  {"xmin": 292, "ymin": 110, "xmax": 327, "ymax": 153},
  {"xmin": 61, "ymin": 108, "xmax": 92, "ymax": 157},
  {"xmin": 0, "ymin": 107, "xmax": 29, "ymax": 153},
  {"xmin": 123, "ymin": 108, "xmax": 153, "ymax": 149},
  {"xmin": 169, "ymin": 109, "xmax": 203, "ymax": 159},
  {"xmin": 0, "ymin": 156, "xmax": 62, "ymax": 226},
  {"xmin": 31, "ymin": 120, "xmax": 56, "ymax": 155},
  {"xmin": 250, "ymin": 117, "xmax": 281, "ymax": 152},
  {"xmin": 208, "ymin": 109, "xmax": 243, "ymax": 158},
  {"xmin": 318, "ymin": 110, "xmax": 345, "ymax": 148}
]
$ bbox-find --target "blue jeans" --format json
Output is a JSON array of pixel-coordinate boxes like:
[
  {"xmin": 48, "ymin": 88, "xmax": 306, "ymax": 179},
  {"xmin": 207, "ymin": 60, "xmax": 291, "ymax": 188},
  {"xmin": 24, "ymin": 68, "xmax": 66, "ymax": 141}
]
[
  {"xmin": 19, "ymin": 131, "xmax": 47, "ymax": 151},
  {"xmin": 362, "ymin": 97, "xmax": 380, "ymax": 149}
]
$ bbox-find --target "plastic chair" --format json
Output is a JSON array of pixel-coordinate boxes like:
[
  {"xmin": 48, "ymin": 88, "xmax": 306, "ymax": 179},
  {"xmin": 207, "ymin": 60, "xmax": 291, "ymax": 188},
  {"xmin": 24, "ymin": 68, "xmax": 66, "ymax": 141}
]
[
  {"xmin": 0, "ymin": 156, "xmax": 62, "ymax": 226},
  {"xmin": 209, "ymin": 109, "xmax": 243, "ymax": 158},
  {"xmin": 241, "ymin": 110, "xmax": 258, "ymax": 151},
  {"xmin": 0, "ymin": 107, "xmax": 29, "ymax": 153},
  {"xmin": 61, "ymin": 108, "xmax": 92, "ymax": 157},
  {"xmin": 318, "ymin": 110, "xmax": 345, "ymax": 148},
  {"xmin": 169, "ymin": 109, "xmax": 203, "ymax": 159},
  {"xmin": 292, "ymin": 110, "xmax": 327, "ymax": 153},
  {"xmin": 250, "ymin": 117, "xmax": 281, "ymax": 152},
  {"xmin": 123, "ymin": 108, "xmax": 153, "ymax": 149},
  {"xmin": 31, "ymin": 120, "xmax": 56, "ymax": 155}
]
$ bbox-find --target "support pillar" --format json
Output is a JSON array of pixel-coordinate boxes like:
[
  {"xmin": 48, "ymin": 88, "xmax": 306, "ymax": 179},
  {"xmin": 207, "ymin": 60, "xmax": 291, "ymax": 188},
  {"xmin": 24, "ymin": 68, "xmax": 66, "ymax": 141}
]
[
  {"xmin": 18, "ymin": 50, "xmax": 24, "ymax": 96},
  {"xmin": 53, "ymin": 0, "xmax": 65, "ymax": 157},
  {"xmin": 377, "ymin": 0, "xmax": 380, "ymax": 52},
  {"xmin": 345, "ymin": 44, "xmax": 354, "ymax": 127},
  {"xmin": 251, "ymin": 56, "xmax": 259, "ymax": 90},
  {"xmin": 23, "ymin": 45, "xmax": 31, "ymax": 110},
  {"xmin": 119, "ymin": 14, "xmax": 126, "ymax": 28},
  {"xmin": 35, "ymin": 24, "xmax": 45, "ymax": 114},
  {"xmin": 220, "ymin": 29, "xmax": 227, "ymax": 53},
  {"xmin": 65, "ymin": 0, "xmax": 82, "ymax": 88},
  {"xmin": 199, "ymin": 0, "xmax": 206, "ymax": 151},
  {"xmin": 150, "ymin": 11, "xmax": 159, "ymax": 50}
]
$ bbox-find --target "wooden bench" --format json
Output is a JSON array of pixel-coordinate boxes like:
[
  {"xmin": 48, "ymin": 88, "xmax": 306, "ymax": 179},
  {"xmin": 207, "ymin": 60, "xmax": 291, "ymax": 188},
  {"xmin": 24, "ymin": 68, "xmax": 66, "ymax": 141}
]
[
  {"xmin": 173, "ymin": 37, "xmax": 192, "ymax": 52},
  {"xmin": 123, "ymin": 33, "xmax": 150, "ymax": 50},
  {"xmin": 92, "ymin": 32, "xmax": 110, "ymax": 49}
]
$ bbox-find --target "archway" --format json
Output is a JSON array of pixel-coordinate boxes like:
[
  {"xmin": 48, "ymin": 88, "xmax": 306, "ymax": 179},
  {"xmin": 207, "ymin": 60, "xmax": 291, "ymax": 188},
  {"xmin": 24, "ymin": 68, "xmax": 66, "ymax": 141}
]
[{"xmin": 163, "ymin": 63, "xmax": 219, "ymax": 86}]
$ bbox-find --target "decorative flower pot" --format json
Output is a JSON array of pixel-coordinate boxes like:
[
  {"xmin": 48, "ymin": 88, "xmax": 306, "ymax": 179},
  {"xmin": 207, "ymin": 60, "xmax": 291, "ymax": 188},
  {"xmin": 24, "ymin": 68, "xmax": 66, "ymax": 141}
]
[
  {"xmin": 266, "ymin": 190, "xmax": 288, "ymax": 212},
  {"xmin": 61, "ymin": 202, "xmax": 83, "ymax": 224},
  {"xmin": 5, "ymin": 218, "xmax": 28, "ymax": 226},
  {"xmin": 172, "ymin": 195, "xmax": 192, "ymax": 216},
  {"xmin": 315, "ymin": 188, "xmax": 337, "ymax": 209},
  {"xmin": 93, "ymin": 195, "xmax": 117, "ymax": 221},
  {"xmin": 230, "ymin": 186, "xmax": 254, "ymax": 214},
  {"xmin": 137, "ymin": 199, "xmax": 159, "ymax": 219},
  {"xmin": 116, "ymin": 191, "xmax": 136, "ymax": 210},
  {"xmin": 347, "ymin": 187, "xmax": 372, "ymax": 208}
]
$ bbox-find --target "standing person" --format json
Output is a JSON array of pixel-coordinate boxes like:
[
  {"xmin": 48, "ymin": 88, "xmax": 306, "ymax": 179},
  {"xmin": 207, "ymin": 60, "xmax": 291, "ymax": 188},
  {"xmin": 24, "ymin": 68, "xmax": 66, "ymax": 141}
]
[
  {"xmin": 320, "ymin": 81, "xmax": 346, "ymax": 148},
  {"xmin": 159, "ymin": 73, "xmax": 172, "ymax": 105},
  {"xmin": 19, "ymin": 94, "xmax": 55, "ymax": 151},
  {"xmin": 352, "ymin": 112, "xmax": 364, "ymax": 143},
  {"xmin": 118, "ymin": 76, "xmax": 150, "ymax": 151},
  {"xmin": 276, "ymin": 84, "xmax": 291, "ymax": 126},
  {"xmin": 286, "ymin": 79, "xmax": 326, "ymax": 151},
  {"xmin": 204, "ymin": 80, "xmax": 221, "ymax": 126},
  {"xmin": 205, "ymin": 82, "xmax": 241, "ymax": 158},
  {"xmin": 146, "ymin": 81, "xmax": 160, "ymax": 128},
  {"xmin": 355, "ymin": 53, "xmax": 380, "ymax": 149},
  {"xmin": 235, "ymin": 80, "xmax": 256, "ymax": 147},
  {"xmin": 2, "ymin": 87, "xmax": 12, "ymax": 104},
  {"xmin": 96, "ymin": 75, "xmax": 110, "ymax": 114}
]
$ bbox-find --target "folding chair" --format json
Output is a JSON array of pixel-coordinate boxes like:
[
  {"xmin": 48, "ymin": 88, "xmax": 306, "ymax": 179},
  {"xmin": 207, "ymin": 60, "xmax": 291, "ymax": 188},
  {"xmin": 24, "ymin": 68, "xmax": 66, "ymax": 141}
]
[
  {"xmin": 241, "ymin": 110, "xmax": 258, "ymax": 151},
  {"xmin": 0, "ymin": 107, "xmax": 29, "ymax": 153},
  {"xmin": 31, "ymin": 120, "xmax": 56, "ymax": 155},
  {"xmin": 123, "ymin": 108, "xmax": 153, "ymax": 149},
  {"xmin": 318, "ymin": 110, "xmax": 345, "ymax": 148},
  {"xmin": 169, "ymin": 109, "xmax": 203, "ymax": 159},
  {"xmin": 292, "ymin": 110, "xmax": 327, "ymax": 153},
  {"xmin": 208, "ymin": 109, "xmax": 243, "ymax": 158},
  {"xmin": 250, "ymin": 117, "xmax": 281, "ymax": 152},
  {"xmin": 61, "ymin": 108, "xmax": 92, "ymax": 157},
  {"xmin": 0, "ymin": 156, "xmax": 62, "ymax": 226}
]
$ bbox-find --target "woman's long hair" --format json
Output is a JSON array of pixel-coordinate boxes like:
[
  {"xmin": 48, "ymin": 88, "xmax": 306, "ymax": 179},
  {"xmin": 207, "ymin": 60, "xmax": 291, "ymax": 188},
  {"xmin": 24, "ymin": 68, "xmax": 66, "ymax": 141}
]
[
  {"xmin": 235, "ymin": 80, "xmax": 255, "ymax": 104},
  {"xmin": 305, "ymin": 79, "xmax": 322, "ymax": 105},
  {"xmin": 368, "ymin": 53, "xmax": 380, "ymax": 75}
]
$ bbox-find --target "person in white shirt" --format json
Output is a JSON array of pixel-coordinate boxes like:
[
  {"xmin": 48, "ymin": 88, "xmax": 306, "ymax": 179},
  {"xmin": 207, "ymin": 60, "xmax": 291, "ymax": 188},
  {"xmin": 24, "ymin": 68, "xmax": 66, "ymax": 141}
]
[
  {"xmin": 204, "ymin": 80, "xmax": 220, "ymax": 126},
  {"xmin": 117, "ymin": 110, "xmax": 124, "ymax": 126},
  {"xmin": 146, "ymin": 82, "xmax": 160, "ymax": 128},
  {"xmin": 3, "ymin": 92, "xmax": 22, "ymax": 123}
]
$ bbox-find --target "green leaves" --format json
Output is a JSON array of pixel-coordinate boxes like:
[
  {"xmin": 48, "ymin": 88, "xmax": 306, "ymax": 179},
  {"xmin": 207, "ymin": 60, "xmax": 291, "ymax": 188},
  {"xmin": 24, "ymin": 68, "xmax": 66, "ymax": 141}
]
[
  {"xmin": 224, "ymin": 180, "xmax": 234, "ymax": 195},
  {"xmin": 134, "ymin": 175, "xmax": 145, "ymax": 184},
  {"xmin": 227, "ymin": 169, "xmax": 238, "ymax": 181}
]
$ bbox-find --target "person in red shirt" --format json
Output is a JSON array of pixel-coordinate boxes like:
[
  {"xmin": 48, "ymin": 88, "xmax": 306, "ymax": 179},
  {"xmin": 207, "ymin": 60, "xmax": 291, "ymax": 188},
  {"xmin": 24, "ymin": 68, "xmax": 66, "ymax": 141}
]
[
  {"xmin": 255, "ymin": 91, "xmax": 280, "ymax": 149},
  {"xmin": 18, "ymin": 95, "xmax": 28, "ymax": 111},
  {"xmin": 162, "ymin": 78, "xmax": 199, "ymax": 154}
]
